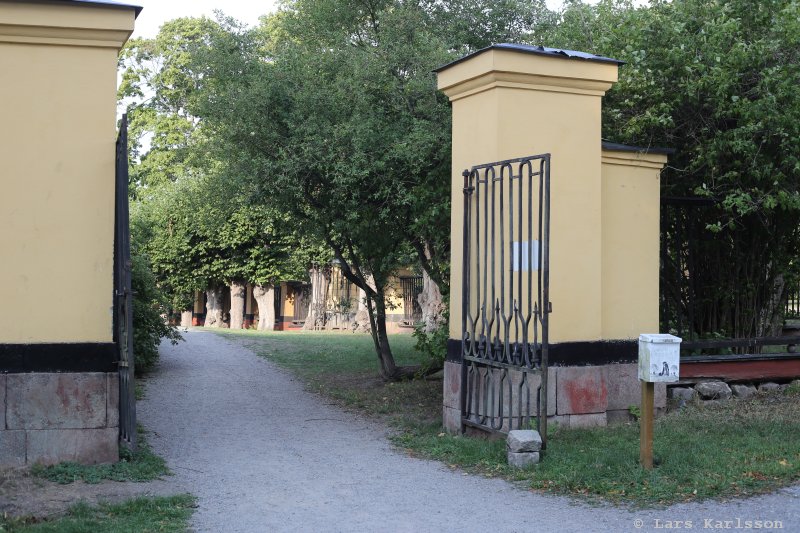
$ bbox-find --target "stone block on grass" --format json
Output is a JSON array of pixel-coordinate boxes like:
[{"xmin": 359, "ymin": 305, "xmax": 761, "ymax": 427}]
[
  {"xmin": 507, "ymin": 430, "xmax": 542, "ymax": 453},
  {"xmin": 731, "ymin": 384, "xmax": 757, "ymax": 399},
  {"xmin": 758, "ymin": 382, "xmax": 781, "ymax": 393},
  {"xmin": 508, "ymin": 451, "xmax": 540, "ymax": 468},
  {"xmin": 669, "ymin": 386, "xmax": 697, "ymax": 402},
  {"xmin": 695, "ymin": 381, "xmax": 731, "ymax": 400}
]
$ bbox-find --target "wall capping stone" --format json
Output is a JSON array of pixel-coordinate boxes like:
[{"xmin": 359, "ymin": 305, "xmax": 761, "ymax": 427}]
[
  {"xmin": 0, "ymin": 1, "xmax": 135, "ymax": 49},
  {"xmin": 437, "ymin": 47, "xmax": 618, "ymax": 102},
  {"xmin": 602, "ymin": 149, "xmax": 669, "ymax": 170}
]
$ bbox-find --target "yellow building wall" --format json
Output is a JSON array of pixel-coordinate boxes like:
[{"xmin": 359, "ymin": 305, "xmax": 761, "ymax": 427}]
[
  {"xmin": 281, "ymin": 282, "xmax": 296, "ymax": 317},
  {"xmin": 0, "ymin": 2, "xmax": 135, "ymax": 343},
  {"xmin": 385, "ymin": 269, "xmax": 417, "ymax": 316},
  {"xmin": 601, "ymin": 150, "xmax": 666, "ymax": 339},
  {"xmin": 440, "ymin": 49, "xmax": 618, "ymax": 343}
]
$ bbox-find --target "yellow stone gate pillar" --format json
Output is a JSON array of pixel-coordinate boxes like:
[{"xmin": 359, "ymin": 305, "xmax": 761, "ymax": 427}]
[
  {"xmin": 0, "ymin": 0, "xmax": 139, "ymax": 465},
  {"xmin": 437, "ymin": 44, "xmax": 667, "ymax": 433}
]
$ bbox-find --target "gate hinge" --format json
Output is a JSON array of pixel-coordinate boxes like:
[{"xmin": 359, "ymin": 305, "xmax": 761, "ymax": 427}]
[
  {"xmin": 118, "ymin": 360, "xmax": 129, "ymax": 368},
  {"xmin": 548, "ymin": 302, "xmax": 553, "ymax": 313}
]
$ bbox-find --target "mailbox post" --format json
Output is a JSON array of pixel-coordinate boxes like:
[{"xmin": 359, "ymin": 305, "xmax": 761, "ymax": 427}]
[{"xmin": 638, "ymin": 334, "xmax": 681, "ymax": 469}]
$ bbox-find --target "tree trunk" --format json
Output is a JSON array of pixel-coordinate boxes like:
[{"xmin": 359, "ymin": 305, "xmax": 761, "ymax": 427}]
[
  {"xmin": 229, "ymin": 280, "xmax": 246, "ymax": 330},
  {"xmin": 418, "ymin": 268, "xmax": 445, "ymax": 333},
  {"xmin": 180, "ymin": 310, "xmax": 192, "ymax": 329},
  {"xmin": 205, "ymin": 287, "xmax": 224, "ymax": 328},
  {"xmin": 365, "ymin": 286, "xmax": 417, "ymax": 381},
  {"xmin": 761, "ymin": 274, "xmax": 786, "ymax": 337},
  {"xmin": 303, "ymin": 265, "xmax": 329, "ymax": 331},
  {"xmin": 253, "ymin": 284, "xmax": 275, "ymax": 331}
]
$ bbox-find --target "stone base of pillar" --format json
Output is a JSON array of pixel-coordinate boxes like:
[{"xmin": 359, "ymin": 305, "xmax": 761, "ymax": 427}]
[
  {"xmin": 0, "ymin": 372, "xmax": 119, "ymax": 466},
  {"xmin": 442, "ymin": 360, "xmax": 666, "ymax": 432}
]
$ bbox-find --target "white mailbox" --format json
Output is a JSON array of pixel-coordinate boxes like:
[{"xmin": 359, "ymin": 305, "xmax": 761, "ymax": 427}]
[{"xmin": 638, "ymin": 334, "xmax": 682, "ymax": 382}]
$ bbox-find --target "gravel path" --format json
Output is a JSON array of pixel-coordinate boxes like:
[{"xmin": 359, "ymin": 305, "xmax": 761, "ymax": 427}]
[{"xmin": 139, "ymin": 331, "xmax": 800, "ymax": 532}]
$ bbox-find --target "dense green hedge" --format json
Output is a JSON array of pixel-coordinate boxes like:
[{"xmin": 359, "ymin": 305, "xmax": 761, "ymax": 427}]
[{"xmin": 131, "ymin": 252, "xmax": 182, "ymax": 374}]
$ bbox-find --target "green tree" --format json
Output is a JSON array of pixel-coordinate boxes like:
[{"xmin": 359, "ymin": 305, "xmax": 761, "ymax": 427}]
[
  {"xmin": 533, "ymin": 0, "xmax": 800, "ymax": 338},
  {"xmin": 118, "ymin": 17, "xmax": 224, "ymax": 193},
  {"xmin": 195, "ymin": 0, "xmax": 538, "ymax": 379},
  {"xmin": 121, "ymin": 17, "xmax": 315, "ymax": 329}
]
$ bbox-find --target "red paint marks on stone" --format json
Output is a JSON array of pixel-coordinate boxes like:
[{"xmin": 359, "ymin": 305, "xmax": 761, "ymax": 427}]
[
  {"xmin": 564, "ymin": 376, "xmax": 607, "ymax": 414},
  {"xmin": 55, "ymin": 378, "xmax": 71, "ymax": 411},
  {"xmin": 449, "ymin": 370, "xmax": 460, "ymax": 395}
]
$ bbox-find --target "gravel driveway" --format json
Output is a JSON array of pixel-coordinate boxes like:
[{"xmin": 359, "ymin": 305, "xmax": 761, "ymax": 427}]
[{"xmin": 139, "ymin": 331, "xmax": 800, "ymax": 532}]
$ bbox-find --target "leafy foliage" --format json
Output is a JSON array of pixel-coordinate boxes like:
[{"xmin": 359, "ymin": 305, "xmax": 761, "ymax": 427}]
[
  {"xmin": 121, "ymin": 18, "xmax": 318, "ymax": 314},
  {"xmin": 532, "ymin": 0, "xmax": 800, "ymax": 337},
  {"xmin": 413, "ymin": 310, "xmax": 449, "ymax": 374},
  {"xmin": 130, "ymin": 250, "xmax": 181, "ymax": 373},
  {"xmin": 193, "ymin": 0, "xmax": 534, "ymax": 378}
]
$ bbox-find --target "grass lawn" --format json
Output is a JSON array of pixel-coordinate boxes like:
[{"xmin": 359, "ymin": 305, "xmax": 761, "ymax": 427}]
[
  {"xmin": 31, "ymin": 426, "xmax": 169, "ymax": 485},
  {"xmin": 215, "ymin": 328, "xmax": 800, "ymax": 507},
  {"xmin": 0, "ymin": 495, "xmax": 196, "ymax": 533},
  {"xmin": 215, "ymin": 329, "xmax": 442, "ymax": 427}
]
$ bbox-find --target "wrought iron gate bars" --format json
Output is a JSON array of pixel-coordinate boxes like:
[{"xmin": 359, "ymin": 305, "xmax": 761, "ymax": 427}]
[
  {"xmin": 460, "ymin": 154, "xmax": 550, "ymax": 447},
  {"xmin": 115, "ymin": 114, "xmax": 136, "ymax": 451},
  {"xmin": 399, "ymin": 275, "xmax": 424, "ymax": 325}
]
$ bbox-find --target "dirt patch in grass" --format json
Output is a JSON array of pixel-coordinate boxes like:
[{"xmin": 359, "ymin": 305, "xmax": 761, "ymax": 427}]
[
  {"xmin": 1, "ymin": 404, "xmax": 178, "ymax": 521},
  {"xmin": 0, "ymin": 467, "xmax": 178, "ymax": 521},
  {"xmin": 297, "ymin": 367, "xmax": 442, "ymax": 429}
]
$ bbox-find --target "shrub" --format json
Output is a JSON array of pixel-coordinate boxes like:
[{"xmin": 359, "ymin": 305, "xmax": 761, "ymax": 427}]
[{"xmin": 131, "ymin": 252, "xmax": 182, "ymax": 374}]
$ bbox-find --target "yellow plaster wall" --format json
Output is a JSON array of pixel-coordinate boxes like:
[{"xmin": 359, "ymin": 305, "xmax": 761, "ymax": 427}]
[
  {"xmin": 441, "ymin": 48, "xmax": 617, "ymax": 343},
  {"xmin": 0, "ymin": 2, "xmax": 135, "ymax": 343},
  {"xmin": 601, "ymin": 150, "xmax": 666, "ymax": 339}
]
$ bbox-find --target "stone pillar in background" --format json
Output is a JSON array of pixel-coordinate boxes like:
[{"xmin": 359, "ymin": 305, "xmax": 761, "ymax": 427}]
[
  {"xmin": 229, "ymin": 281, "xmax": 246, "ymax": 330},
  {"xmin": 253, "ymin": 284, "xmax": 275, "ymax": 331},
  {"xmin": 205, "ymin": 287, "xmax": 224, "ymax": 328},
  {"xmin": 180, "ymin": 310, "xmax": 192, "ymax": 328},
  {"xmin": 303, "ymin": 266, "xmax": 329, "ymax": 331},
  {"xmin": 418, "ymin": 269, "xmax": 444, "ymax": 334}
]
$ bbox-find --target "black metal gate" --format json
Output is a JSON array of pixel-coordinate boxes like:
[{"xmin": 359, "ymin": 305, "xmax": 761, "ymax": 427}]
[
  {"xmin": 399, "ymin": 276, "xmax": 423, "ymax": 326},
  {"xmin": 461, "ymin": 154, "xmax": 551, "ymax": 446},
  {"xmin": 115, "ymin": 114, "xmax": 136, "ymax": 451}
]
